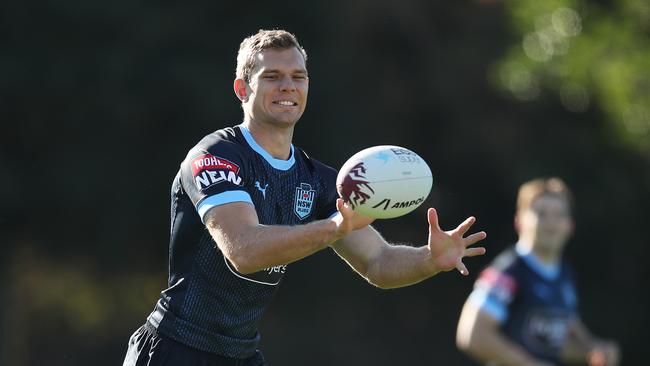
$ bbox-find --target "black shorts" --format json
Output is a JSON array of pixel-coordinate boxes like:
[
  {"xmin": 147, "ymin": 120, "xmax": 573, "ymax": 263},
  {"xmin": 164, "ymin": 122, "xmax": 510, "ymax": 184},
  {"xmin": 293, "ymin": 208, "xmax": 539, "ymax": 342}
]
[{"xmin": 122, "ymin": 323, "xmax": 266, "ymax": 366}]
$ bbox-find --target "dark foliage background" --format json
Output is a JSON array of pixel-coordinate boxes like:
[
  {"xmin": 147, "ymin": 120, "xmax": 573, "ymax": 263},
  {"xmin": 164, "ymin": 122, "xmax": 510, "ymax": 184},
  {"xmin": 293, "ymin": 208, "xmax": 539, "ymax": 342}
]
[{"xmin": 1, "ymin": 0, "xmax": 648, "ymax": 364}]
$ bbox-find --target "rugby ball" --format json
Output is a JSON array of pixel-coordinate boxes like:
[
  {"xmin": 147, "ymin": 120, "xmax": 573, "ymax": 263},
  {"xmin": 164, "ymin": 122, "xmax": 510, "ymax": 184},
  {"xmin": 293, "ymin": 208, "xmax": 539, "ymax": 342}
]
[{"xmin": 336, "ymin": 146, "xmax": 433, "ymax": 219}]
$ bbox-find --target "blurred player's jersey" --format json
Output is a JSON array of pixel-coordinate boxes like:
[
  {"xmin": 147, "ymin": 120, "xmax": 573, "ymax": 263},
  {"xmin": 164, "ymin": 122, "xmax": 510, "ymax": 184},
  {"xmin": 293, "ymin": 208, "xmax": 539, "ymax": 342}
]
[
  {"xmin": 146, "ymin": 125, "xmax": 338, "ymax": 358},
  {"xmin": 468, "ymin": 244, "xmax": 578, "ymax": 365}
]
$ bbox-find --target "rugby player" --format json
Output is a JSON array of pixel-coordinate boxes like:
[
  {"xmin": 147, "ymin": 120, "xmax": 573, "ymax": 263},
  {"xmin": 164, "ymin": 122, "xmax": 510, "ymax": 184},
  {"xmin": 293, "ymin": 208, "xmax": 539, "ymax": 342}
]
[
  {"xmin": 456, "ymin": 178, "xmax": 620, "ymax": 366},
  {"xmin": 123, "ymin": 29, "xmax": 487, "ymax": 366}
]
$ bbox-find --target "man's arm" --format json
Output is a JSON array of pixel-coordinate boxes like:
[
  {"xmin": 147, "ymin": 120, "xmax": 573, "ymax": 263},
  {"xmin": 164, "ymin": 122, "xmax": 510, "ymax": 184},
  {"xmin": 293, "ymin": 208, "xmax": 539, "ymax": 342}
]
[
  {"xmin": 456, "ymin": 301, "xmax": 553, "ymax": 366},
  {"xmin": 331, "ymin": 206, "xmax": 486, "ymax": 289},
  {"xmin": 204, "ymin": 198, "xmax": 372, "ymax": 274},
  {"xmin": 561, "ymin": 318, "xmax": 620, "ymax": 366}
]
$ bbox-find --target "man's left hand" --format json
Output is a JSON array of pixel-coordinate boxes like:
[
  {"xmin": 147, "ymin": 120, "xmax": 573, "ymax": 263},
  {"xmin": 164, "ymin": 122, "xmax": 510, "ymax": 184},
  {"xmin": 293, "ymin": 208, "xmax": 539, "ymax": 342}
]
[{"xmin": 426, "ymin": 208, "xmax": 487, "ymax": 276}]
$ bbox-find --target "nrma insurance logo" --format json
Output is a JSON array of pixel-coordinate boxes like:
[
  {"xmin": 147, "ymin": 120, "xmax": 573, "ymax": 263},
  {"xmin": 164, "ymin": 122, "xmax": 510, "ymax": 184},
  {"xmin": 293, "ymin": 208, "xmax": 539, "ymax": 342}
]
[
  {"xmin": 191, "ymin": 153, "xmax": 242, "ymax": 189},
  {"xmin": 224, "ymin": 256, "xmax": 286, "ymax": 286}
]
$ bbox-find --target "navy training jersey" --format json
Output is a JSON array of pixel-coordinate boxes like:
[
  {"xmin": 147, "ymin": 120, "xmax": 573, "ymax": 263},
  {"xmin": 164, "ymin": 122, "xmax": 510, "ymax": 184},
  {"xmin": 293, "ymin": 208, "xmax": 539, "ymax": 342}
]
[
  {"xmin": 147, "ymin": 124, "xmax": 339, "ymax": 358},
  {"xmin": 468, "ymin": 245, "xmax": 578, "ymax": 365}
]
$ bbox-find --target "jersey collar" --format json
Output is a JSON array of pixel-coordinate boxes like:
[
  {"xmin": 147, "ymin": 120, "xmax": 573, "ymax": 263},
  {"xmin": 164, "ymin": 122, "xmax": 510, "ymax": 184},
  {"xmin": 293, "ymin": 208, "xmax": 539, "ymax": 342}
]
[
  {"xmin": 238, "ymin": 124, "xmax": 296, "ymax": 171},
  {"xmin": 515, "ymin": 242, "xmax": 561, "ymax": 280}
]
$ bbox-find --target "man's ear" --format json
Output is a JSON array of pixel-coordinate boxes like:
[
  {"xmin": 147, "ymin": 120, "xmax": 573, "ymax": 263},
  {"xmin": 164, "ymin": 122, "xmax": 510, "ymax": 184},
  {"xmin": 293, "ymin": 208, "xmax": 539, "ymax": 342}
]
[
  {"xmin": 514, "ymin": 214, "xmax": 521, "ymax": 234},
  {"xmin": 233, "ymin": 78, "xmax": 249, "ymax": 102}
]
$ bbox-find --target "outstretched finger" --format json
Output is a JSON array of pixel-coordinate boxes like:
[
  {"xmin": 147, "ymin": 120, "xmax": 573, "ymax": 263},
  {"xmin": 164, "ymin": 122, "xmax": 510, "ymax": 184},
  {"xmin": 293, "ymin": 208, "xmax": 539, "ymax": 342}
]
[
  {"xmin": 428, "ymin": 208, "xmax": 442, "ymax": 232},
  {"xmin": 463, "ymin": 231, "xmax": 487, "ymax": 247},
  {"xmin": 454, "ymin": 216, "xmax": 477, "ymax": 237},
  {"xmin": 464, "ymin": 247, "xmax": 486, "ymax": 257},
  {"xmin": 457, "ymin": 260, "xmax": 469, "ymax": 276}
]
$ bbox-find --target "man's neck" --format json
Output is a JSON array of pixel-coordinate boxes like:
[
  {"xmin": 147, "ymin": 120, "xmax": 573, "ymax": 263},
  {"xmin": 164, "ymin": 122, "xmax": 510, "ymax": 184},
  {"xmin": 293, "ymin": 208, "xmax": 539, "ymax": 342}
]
[
  {"xmin": 516, "ymin": 238, "xmax": 561, "ymax": 265},
  {"xmin": 242, "ymin": 119, "xmax": 294, "ymax": 160},
  {"xmin": 515, "ymin": 240, "xmax": 561, "ymax": 280}
]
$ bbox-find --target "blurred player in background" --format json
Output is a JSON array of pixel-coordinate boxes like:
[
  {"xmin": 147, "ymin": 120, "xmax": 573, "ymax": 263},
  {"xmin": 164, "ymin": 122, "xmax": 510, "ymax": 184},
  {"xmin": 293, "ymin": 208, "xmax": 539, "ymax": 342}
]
[
  {"xmin": 456, "ymin": 177, "xmax": 620, "ymax": 366},
  {"xmin": 123, "ymin": 29, "xmax": 487, "ymax": 366}
]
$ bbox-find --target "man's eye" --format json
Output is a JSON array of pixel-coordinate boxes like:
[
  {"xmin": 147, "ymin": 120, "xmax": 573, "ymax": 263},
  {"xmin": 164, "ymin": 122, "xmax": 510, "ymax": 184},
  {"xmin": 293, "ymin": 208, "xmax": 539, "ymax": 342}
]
[
  {"xmin": 263, "ymin": 75, "xmax": 278, "ymax": 80},
  {"xmin": 293, "ymin": 75, "xmax": 307, "ymax": 80}
]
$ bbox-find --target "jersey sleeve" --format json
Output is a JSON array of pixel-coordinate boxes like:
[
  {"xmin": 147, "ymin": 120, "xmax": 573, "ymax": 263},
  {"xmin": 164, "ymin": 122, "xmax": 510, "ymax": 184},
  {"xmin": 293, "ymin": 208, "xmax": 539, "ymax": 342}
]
[
  {"xmin": 313, "ymin": 159, "xmax": 339, "ymax": 220},
  {"xmin": 468, "ymin": 265, "xmax": 519, "ymax": 323},
  {"xmin": 180, "ymin": 140, "xmax": 253, "ymax": 223}
]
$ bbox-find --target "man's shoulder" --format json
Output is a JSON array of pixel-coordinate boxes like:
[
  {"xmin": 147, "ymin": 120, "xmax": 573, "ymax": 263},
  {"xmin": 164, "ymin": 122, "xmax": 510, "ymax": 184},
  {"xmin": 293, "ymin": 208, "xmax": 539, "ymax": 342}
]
[
  {"xmin": 194, "ymin": 126, "xmax": 240, "ymax": 149},
  {"xmin": 185, "ymin": 126, "xmax": 249, "ymax": 159},
  {"xmin": 488, "ymin": 246, "xmax": 523, "ymax": 274}
]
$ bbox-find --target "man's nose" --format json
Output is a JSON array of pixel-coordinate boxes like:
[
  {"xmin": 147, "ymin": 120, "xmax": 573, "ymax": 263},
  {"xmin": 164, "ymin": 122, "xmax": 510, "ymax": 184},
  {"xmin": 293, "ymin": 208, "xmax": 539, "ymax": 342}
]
[{"xmin": 279, "ymin": 75, "xmax": 296, "ymax": 91}]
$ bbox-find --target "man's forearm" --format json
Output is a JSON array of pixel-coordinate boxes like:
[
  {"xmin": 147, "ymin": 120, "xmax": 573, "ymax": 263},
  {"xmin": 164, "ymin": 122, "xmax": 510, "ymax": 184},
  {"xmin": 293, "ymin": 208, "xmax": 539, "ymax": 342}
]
[
  {"xmin": 457, "ymin": 307, "xmax": 549, "ymax": 366},
  {"xmin": 561, "ymin": 320, "xmax": 598, "ymax": 364},
  {"xmin": 364, "ymin": 244, "xmax": 439, "ymax": 289},
  {"xmin": 466, "ymin": 329, "xmax": 547, "ymax": 366},
  {"xmin": 209, "ymin": 218, "xmax": 338, "ymax": 274}
]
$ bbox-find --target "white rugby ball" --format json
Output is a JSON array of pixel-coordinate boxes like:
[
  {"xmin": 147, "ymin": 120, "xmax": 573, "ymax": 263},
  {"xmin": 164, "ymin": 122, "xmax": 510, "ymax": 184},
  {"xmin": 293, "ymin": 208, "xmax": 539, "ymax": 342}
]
[{"xmin": 336, "ymin": 145, "xmax": 433, "ymax": 219}]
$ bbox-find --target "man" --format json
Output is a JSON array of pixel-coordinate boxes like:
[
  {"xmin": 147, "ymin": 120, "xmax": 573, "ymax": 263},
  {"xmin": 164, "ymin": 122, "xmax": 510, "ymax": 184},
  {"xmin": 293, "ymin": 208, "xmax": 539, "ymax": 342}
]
[
  {"xmin": 456, "ymin": 178, "xmax": 620, "ymax": 366},
  {"xmin": 123, "ymin": 29, "xmax": 487, "ymax": 366}
]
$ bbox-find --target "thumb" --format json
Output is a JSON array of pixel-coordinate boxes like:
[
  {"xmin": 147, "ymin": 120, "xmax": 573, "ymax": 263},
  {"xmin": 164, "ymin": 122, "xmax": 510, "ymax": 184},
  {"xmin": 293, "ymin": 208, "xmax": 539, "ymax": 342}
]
[
  {"xmin": 336, "ymin": 198, "xmax": 352, "ymax": 218},
  {"xmin": 428, "ymin": 208, "xmax": 441, "ymax": 232},
  {"xmin": 336, "ymin": 198, "xmax": 347, "ymax": 212}
]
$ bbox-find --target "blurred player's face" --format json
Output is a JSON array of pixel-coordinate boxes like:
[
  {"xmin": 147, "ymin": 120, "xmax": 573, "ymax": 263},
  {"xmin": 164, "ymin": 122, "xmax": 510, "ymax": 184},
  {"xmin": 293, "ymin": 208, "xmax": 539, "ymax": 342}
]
[
  {"xmin": 517, "ymin": 194, "xmax": 574, "ymax": 256},
  {"xmin": 243, "ymin": 47, "xmax": 308, "ymax": 127}
]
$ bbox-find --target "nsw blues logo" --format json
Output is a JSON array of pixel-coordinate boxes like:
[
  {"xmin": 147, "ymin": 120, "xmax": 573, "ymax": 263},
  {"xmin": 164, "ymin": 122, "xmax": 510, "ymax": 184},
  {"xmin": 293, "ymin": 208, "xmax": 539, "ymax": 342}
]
[{"xmin": 294, "ymin": 183, "xmax": 315, "ymax": 220}]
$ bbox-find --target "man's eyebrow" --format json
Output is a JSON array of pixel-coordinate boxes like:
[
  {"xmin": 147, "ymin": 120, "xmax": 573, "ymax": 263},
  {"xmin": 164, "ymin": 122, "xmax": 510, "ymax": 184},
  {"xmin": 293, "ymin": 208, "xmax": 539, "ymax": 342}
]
[{"xmin": 261, "ymin": 69, "xmax": 308, "ymax": 74}]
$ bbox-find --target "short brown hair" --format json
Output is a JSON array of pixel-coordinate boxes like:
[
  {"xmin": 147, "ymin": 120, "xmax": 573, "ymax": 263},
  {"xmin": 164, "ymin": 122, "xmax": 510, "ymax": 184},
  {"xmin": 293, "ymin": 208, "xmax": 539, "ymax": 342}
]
[
  {"xmin": 516, "ymin": 177, "xmax": 574, "ymax": 214},
  {"xmin": 236, "ymin": 29, "xmax": 308, "ymax": 83}
]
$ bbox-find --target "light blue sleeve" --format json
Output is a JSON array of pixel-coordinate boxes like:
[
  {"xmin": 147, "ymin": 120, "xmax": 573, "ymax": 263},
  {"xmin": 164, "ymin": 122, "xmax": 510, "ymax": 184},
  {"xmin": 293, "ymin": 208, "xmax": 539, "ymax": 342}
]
[
  {"xmin": 468, "ymin": 288, "xmax": 508, "ymax": 323},
  {"xmin": 197, "ymin": 190, "xmax": 254, "ymax": 224}
]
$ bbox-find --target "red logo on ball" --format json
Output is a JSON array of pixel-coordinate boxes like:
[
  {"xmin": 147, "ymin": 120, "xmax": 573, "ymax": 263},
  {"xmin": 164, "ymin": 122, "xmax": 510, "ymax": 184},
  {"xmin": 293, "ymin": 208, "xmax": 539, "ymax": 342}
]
[{"xmin": 337, "ymin": 162, "xmax": 375, "ymax": 209}]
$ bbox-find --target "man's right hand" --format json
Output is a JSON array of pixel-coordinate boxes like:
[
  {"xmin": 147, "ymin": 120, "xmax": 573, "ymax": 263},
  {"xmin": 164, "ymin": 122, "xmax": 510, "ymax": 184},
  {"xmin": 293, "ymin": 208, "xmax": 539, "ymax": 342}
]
[
  {"xmin": 587, "ymin": 340, "xmax": 620, "ymax": 366},
  {"xmin": 331, "ymin": 198, "xmax": 375, "ymax": 240}
]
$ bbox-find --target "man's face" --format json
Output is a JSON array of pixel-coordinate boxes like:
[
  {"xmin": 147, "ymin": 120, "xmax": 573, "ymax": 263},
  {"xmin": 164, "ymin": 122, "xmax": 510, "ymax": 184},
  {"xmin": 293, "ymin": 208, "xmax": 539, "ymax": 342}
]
[
  {"xmin": 518, "ymin": 194, "xmax": 574, "ymax": 254},
  {"xmin": 243, "ymin": 47, "xmax": 308, "ymax": 127}
]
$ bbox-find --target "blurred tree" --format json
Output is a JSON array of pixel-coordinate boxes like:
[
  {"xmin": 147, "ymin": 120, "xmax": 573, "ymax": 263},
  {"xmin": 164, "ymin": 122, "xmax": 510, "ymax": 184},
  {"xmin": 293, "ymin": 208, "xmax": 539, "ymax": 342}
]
[
  {"xmin": 1, "ymin": 0, "xmax": 648, "ymax": 364},
  {"xmin": 495, "ymin": 0, "xmax": 650, "ymax": 156}
]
